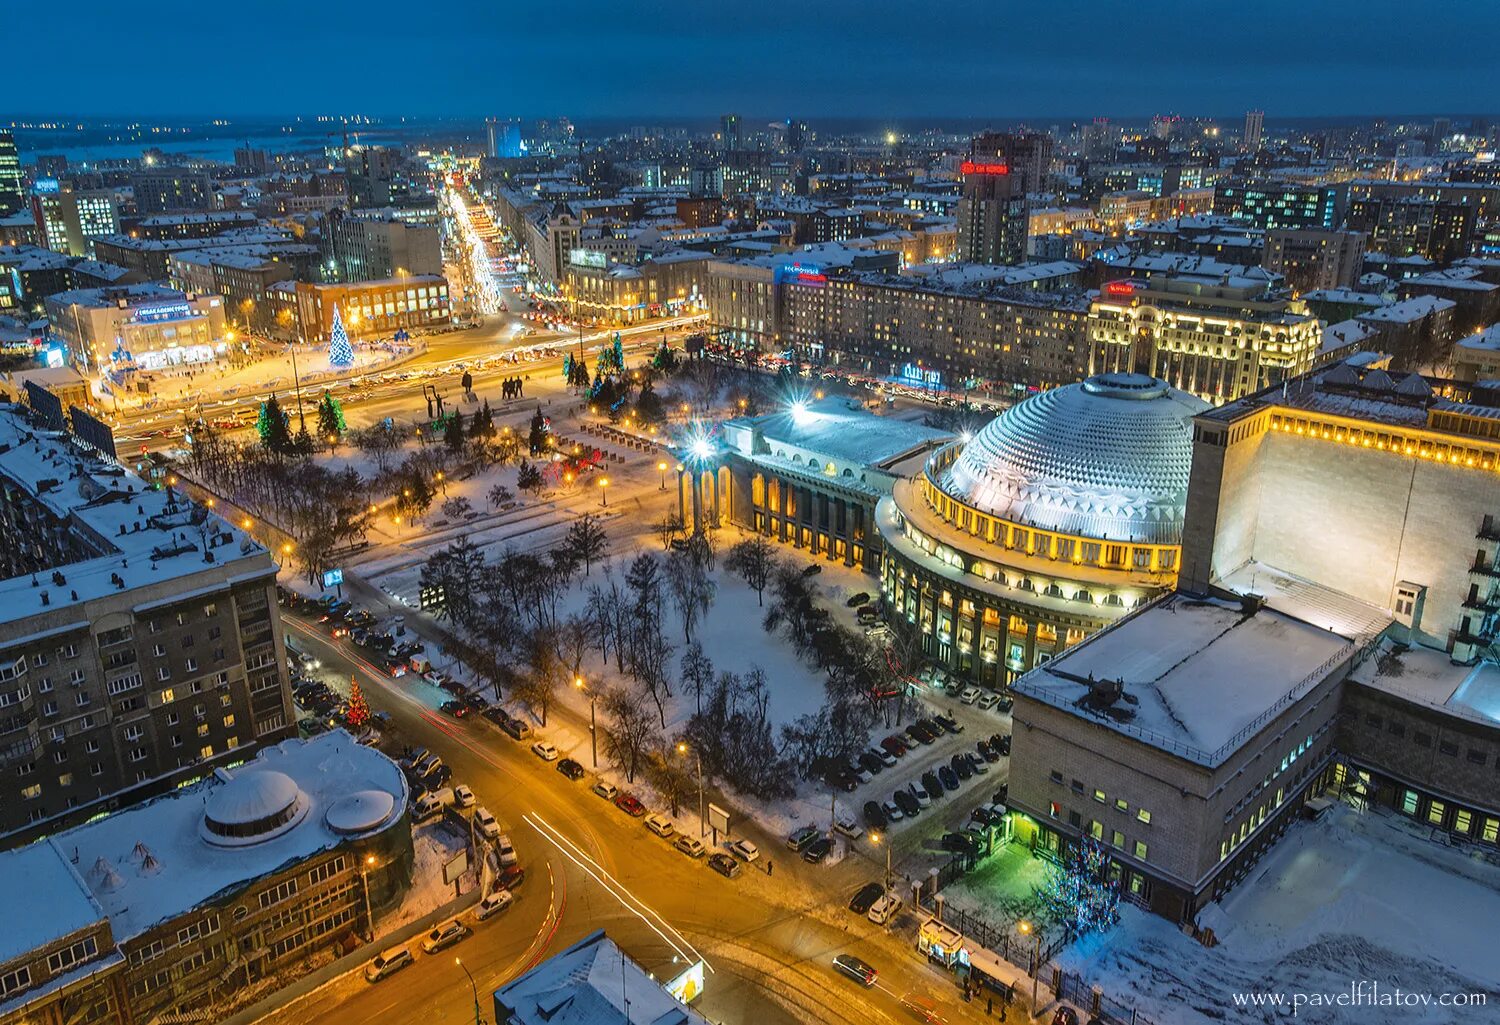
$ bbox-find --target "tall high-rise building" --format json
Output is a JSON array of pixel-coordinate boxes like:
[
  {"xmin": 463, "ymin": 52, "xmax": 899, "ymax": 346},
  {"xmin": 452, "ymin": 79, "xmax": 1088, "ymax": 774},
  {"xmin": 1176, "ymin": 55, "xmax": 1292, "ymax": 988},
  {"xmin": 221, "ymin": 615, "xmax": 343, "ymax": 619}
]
[
  {"xmin": 486, "ymin": 117, "xmax": 499, "ymax": 158},
  {"xmin": 785, "ymin": 119, "xmax": 808, "ymax": 152},
  {"xmin": 129, "ymin": 165, "xmax": 213, "ymax": 214},
  {"xmin": 0, "ymin": 131, "xmax": 23, "ymax": 216},
  {"xmin": 1244, "ymin": 109, "xmax": 1265, "ymax": 152},
  {"xmin": 1082, "ymin": 117, "xmax": 1114, "ymax": 161},
  {"xmin": 969, "ymin": 130, "xmax": 1054, "ymax": 192},
  {"xmin": 956, "ymin": 158, "xmax": 1029, "ymax": 265},
  {"xmin": 345, "ymin": 146, "xmax": 400, "ymax": 208},
  {"xmin": 1432, "ymin": 116, "xmax": 1452, "ymax": 147},
  {"xmin": 233, "ymin": 145, "xmax": 270, "ymax": 174},
  {"xmin": 720, "ymin": 113, "xmax": 742, "ymax": 153},
  {"xmin": 30, "ymin": 182, "xmax": 119, "ymax": 257}
]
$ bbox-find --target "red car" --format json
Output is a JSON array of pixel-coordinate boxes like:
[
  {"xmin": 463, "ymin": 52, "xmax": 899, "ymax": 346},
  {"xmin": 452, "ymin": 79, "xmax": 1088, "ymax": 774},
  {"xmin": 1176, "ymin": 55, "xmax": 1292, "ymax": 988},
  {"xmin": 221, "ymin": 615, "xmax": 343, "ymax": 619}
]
[
  {"xmin": 613, "ymin": 793, "xmax": 647, "ymax": 817},
  {"xmin": 881, "ymin": 735, "xmax": 909, "ymax": 758},
  {"xmin": 439, "ymin": 700, "xmax": 469, "ymax": 718}
]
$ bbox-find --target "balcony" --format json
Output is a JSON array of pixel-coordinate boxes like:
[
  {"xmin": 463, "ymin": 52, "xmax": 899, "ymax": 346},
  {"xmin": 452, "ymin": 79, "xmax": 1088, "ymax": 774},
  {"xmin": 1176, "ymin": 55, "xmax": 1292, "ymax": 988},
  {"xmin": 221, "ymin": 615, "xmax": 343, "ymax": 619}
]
[
  {"xmin": 1471, "ymin": 559, "xmax": 1500, "ymax": 579},
  {"xmin": 1479, "ymin": 516, "xmax": 1500, "ymax": 543}
]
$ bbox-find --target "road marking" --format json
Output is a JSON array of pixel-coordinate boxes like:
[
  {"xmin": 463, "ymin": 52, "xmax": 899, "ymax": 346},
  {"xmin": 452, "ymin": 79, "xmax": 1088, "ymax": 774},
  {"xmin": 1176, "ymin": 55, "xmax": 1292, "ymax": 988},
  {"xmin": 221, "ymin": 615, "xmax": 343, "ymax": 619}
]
[{"xmin": 523, "ymin": 810, "xmax": 711, "ymax": 973}]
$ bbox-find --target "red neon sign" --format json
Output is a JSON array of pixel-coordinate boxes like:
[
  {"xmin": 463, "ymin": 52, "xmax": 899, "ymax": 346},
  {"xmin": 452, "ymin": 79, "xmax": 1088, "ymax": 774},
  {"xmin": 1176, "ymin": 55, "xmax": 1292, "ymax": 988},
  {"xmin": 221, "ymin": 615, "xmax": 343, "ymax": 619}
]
[
  {"xmin": 960, "ymin": 160, "xmax": 1010, "ymax": 176},
  {"xmin": 1104, "ymin": 281, "xmax": 1136, "ymax": 297}
]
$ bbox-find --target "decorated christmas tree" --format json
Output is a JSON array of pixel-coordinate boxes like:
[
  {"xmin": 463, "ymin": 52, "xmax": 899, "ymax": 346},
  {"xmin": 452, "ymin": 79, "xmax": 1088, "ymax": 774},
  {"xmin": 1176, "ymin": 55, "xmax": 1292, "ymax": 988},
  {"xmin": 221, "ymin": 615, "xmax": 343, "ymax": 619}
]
[
  {"xmin": 257, "ymin": 394, "xmax": 293, "ymax": 453},
  {"xmin": 328, "ymin": 305, "xmax": 354, "ymax": 368},
  {"xmin": 345, "ymin": 678, "xmax": 370, "ymax": 729},
  {"xmin": 316, "ymin": 389, "xmax": 346, "ymax": 442},
  {"xmin": 1036, "ymin": 837, "xmax": 1121, "ymax": 938}
]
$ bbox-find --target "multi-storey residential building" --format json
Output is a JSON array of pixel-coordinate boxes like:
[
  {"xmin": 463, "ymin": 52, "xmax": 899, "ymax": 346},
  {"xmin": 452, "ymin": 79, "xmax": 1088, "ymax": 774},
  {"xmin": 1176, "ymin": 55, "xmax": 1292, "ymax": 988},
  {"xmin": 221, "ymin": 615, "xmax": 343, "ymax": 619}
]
[
  {"xmin": 0, "ymin": 732, "xmax": 412, "ymax": 1025},
  {"xmin": 563, "ymin": 249, "xmax": 709, "ymax": 325},
  {"xmin": 1346, "ymin": 195, "xmax": 1477, "ymax": 264},
  {"xmin": 344, "ymin": 146, "xmax": 401, "ymax": 209},
  {"xmin": 1212, "ymin": 181, "xmax": 1344, "ymax": 230},
  {"xmin": 129, "ymin": 167, "xmax": 214, "ymax": 216},
  {"xmin": 0, "ymin": 405, "xmax": 296, "ymax": 846},
  {"xmin": 1088, "ymin": 272, "xmax": 1321, "ymax": 404},
  {"xmin": 128, "ymin": 211, "xmax": 259, "ymax": 240},
  {"xmin": 324, "ymin": 209, "xmax": 442, "ymax": 282},
  {"xmin": 956, "ymin": 161, "xmax": 1028, "ymax": 265},
  {"xmin": 293, "ymin": 275, "xmax": 450, "ymax": 344},
  {"xmin": 1243, "ymin": 109, "xmax": 1264, "ymax": 152},
  {"xmin": 1353, "ymin": 294, "xmax": 1457, "ymax": 369},
  {"xmin": 30, "ymin": 183, "xmax": 119, "ymax": 258},
  {"xmin": 1262, "ymin": 227, "xmax": 1367, "ymax": 293}
]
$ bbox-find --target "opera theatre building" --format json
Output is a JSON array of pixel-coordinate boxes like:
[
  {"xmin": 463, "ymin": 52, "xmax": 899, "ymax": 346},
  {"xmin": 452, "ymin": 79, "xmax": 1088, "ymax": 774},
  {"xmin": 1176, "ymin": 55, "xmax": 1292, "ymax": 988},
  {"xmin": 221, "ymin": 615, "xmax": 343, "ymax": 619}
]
[{"xmin": 877, "ymin": 372, "xmax": 1209, "ymax": 686}]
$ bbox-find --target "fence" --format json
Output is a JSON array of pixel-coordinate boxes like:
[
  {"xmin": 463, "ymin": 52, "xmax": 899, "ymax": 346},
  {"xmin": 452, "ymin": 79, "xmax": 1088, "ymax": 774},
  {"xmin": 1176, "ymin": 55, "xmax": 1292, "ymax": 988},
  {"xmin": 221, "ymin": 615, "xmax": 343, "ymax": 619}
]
[{"xmin": 919, "ymin": 840, "xmax": 1158, "ymax": 1025}]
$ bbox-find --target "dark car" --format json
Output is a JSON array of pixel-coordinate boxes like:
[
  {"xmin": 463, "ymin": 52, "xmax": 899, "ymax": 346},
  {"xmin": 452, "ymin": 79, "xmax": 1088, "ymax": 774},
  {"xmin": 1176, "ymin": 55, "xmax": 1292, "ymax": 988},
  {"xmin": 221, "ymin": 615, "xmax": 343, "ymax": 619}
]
[
  {"xmin": 801, "ymin": 564, "xmax": 823, "ymax": 577},
  {"xmin": 831, "ymin": 953, "xmax": 877, "ymax": 987},
  {"xmin": 848, "ymin": 882, "xmax": 884, "ymax": 914},
  {"xmin": 858, "ymin": 751, "xmax": 885, "ymax": 776},
  {"xmin": 921, "ymin": 771, "xmax": 944, "ymax": 799},
  {"xmin": 464, "ymin": 692, "xmax": 489, "ymax": 710},
  {"xmin": 828, "ymin": 771, "xmax": 858, "ymax": 793},
  {"xmin": 905, "ymin": 724, "xmax": 934, "ymax": 746},
  {"xmin": 881, "ymin": 735, "xmax": 908, "ymax": 757},
  {"xmin": 845, "ymin": 592, "xmax": 871, "ymax": 608},
  {"xmin": 787, "ymin": 825, "xmax": 822, "ymax": 851},
  {"xmin": 934, "ymin": 714, "xmax": 963, "ymax": 735},
  {"xmin": 707, "ymin": 853, "xmax": 741, "ymax": 879},
  {"xmin": 994, "ymin": 784, "xmax": 1010, "ymax": 806},
  {"xmin": 977, "ymin": 740, "xmax": 1000, "ymax": 763},
  {"xmin": 996, "ymin": 695, "xmax": 1015, "ymax": 714},
  {"xmin": 556, "ymin": 758, "xmax": 586, "ymax": 781},
  {"xmin": 439, "ymin": 678, "xmax": 469, "ymax": 697},
  {"xmin": 439, "ymin": 699, "xmax": 468, "ymax": 718},
  {"xmin": 893, "ymin": 789, "xmax": 920, "ymax": 817},
  {"xmin": 1051, "ymin": 1008, "xmax": 1079, "ymax": 1025},
  {"xmin": 950, "ymin": 753, "xmax": 973, "ymax": 780},
  {"xmin": 802, "ymin": 836, "xmax": 833, "ymax": 863},
  {"xmin": 938, "ymin": 765, "xmax": 961, "ymax": 792},
  {"xmin": 482, "ymin": 706, "xmax": 512, "ymax": 727},
  {"xmin": 941, "ymin": 831, "xmax": 980, "ymax": 855},
  {"xmin": 999, "ymin": 734, "xmax": 1012, "ymax": 756},
  {"xmin": 863, "ymin": 800, "xmax": 887, "ymax": 829},
  {"xmin": 497, "ymin": 864, "xmax": 526, "ymax": 890}
]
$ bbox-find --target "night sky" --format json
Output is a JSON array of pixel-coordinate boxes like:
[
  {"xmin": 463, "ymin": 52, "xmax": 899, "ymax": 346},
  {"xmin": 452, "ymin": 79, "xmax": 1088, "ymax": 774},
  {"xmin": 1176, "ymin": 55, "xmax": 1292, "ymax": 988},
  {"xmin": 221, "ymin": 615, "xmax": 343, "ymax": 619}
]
[{"xmin": 16, "ymin": 0, "xmax": 1499, "ymax": 119}]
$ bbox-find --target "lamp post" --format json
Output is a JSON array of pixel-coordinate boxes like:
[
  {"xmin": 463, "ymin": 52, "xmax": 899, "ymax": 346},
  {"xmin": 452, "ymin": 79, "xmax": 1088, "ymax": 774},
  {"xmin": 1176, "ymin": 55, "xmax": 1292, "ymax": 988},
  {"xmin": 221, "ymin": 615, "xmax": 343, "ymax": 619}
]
[
  {"xmin": 870, "ymin": 831, "xmax": 892, "ymax": 893},
  {"xmin": 677, "ymin": 741, "xmax": 705, "ymax": 838},
  {"xmin": 598, "ymin": 476, "xmax": 609, "ymax": 507},
  {"xmin": 455, "ymin": 957, "xmax": 483, "ymax": 1025},
  {"xmin": 657, "ymin": 460, "xmax": 668, "ymax": 490},
  {"xmin": 1018, "ymin": 919, "xmax": 1041, "ymax": 1010},
  {"xmin": 575, "ymin": 677, "xmax": 597, "ymax": 768},
  {"xmin": 360, "ymin": 854, "xmax": 377, "ymax": 940},
  {"xmin": 286, "ymin": 341, "xmax": 307, "ymax": 434}
]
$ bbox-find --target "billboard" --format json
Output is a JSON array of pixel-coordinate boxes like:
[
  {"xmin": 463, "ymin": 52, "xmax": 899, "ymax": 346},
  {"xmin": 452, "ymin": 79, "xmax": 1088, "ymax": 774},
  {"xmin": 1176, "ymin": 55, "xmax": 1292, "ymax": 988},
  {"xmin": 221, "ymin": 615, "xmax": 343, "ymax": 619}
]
[
  {"xmin": 774, "ymin": 262, "xmax": 827, "ymax": 287},
  {"xmin": 24, "ymin": 380, "xmax": 65, "ymax": 430},
  {"xmin": 664, "ymin": 960, "xmax": 705, "ymax": 1004},
  {"xmin": 69, "ymin": 406, "xmax": 118, "ymax": 459},
  {"xmin": 569, "ymin": 249, "xmax": 608, "ymax": 270}
]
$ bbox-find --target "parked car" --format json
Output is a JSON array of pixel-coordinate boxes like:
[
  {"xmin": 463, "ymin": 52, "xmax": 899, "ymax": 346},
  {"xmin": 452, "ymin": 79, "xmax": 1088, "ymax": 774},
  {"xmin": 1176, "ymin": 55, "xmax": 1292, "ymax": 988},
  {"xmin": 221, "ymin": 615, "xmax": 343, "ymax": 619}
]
[
  {"xmin": 440, "ymin": 699, "xmax": 468, "ymax": 718},
  {"xmin": 786, "ymin": 825, "xmax": 822, "ymax": 851},
  {"xmin": 921, "ymin": 771, "xmax": 944, "ymax": 798},
  {"xmin": 869, "ymin": 745, "xmax": 897, "ymax": 768},
  {"xmin": 959, "ymin": 686, "xmax": 982, "ymax": 705},
  {"xmin": 644, "ymin": 813, "xmax": 675, "ymax": 838},
  {"xmin": 673, "ymin": 835, "xmax": 707, "ymax": 858},
  {"xmin": 832, "ymin": 952, "xmax": 878, "ymax": 987},
  {"xmin": 847, "ymin": 882, "xmax": 884, "ymax": 915},
  {"xmin": 473, "ymin": 807, "xmax": 501, "ymax": 840},
  {"xmin": 938, "ymin": 765, "xmax": 961, "ymax": 792},
  {"xmin": 801, "ymin": 564, "xmax": 823, "ymax": 577},
  {"xmin": 474, "ymin": 889, "xmax": 513, "ymax": 921},
  {"xmin": 845, "ymin": 592, "xmax": 871, "ymax": 608},
  {"xmin": 482, "ymin": 706, "xmax": 511, "ymax": 727},
  {"xmin": 969, "ymin": 753, "xmax": 990, "ymax": 775},
  {"xmin": 614, "ymin": 793, "xmax": 647, "ymax": 817},
  {"xmin": 834, "ymin": 816, "xmax": 864, "ymax": 840},
  {"xmin": 420, "ymin": 919, "xmax": 470, "ymax": 954},
  {"xmin": 495, "ymin": 833, "xmax": 518, "ymax": 867},
  {"xmin": 942, "ymin": 831, "xmax": 980, "ymax": 855},
  {"xmin": 463, "ymin": 692, "xmax": 488, "ymax": 711},
  {"xmin": 934, "ymin": 713, "xmax": 963, "ymax": 735},
  {"xmin": 556, "ymin": 758, "xmax": 586, "ymax": 781},
  {"xmin": 908, "ymin": 782, "xmax": 932, "ymax": 809},
  {"xmin": 365, "ymin": 946, "xmax": 413, "ymax": 982},
  {"xmin": 531, "ymin": 741, "xmax": 559, "ymax": 761},
  {"xmin": 726, "ymin": 838, "xmax": 761, "ymax": 862},
  {"xmin": 707, "ymin": 852, "xmax": 740, "ymax": 878},
  {"xmin": 500, "ymin": 718, "xmax": 533, "ymax": 741},
  {"xmin": 863, "ymin": 800, "xmax": 887, "ymax": 830},
  {"xmin": 453, "ymin": 785, "xmax": 476, "ymax": 808},
  {"xmin": 951, "ymin": 753, "xmax": 973, "ymax": 780},
  {"xmin": 975, "ymin": 691, "xmax": 1000, "ymax": 711},
  {"xmin": 977, "ymin": 740, "xmax": 1000, "ymax": 763},
  {"xmin": 882, "ymin": 798, "xmax": 905, "ymax": 822},
  {"xmin": 857, "ymin": 751, "xmax": 886, "ymax": 777},
  {"xmin": 867, "ymin": 893, "xmax": 903, "ymax": 925},
  {"xmin": 592, "ymin": 780, "xmax": 619, "ymax": 801},
  {"xmin": 802, "ymin": 836, "xmax": 833, "ymax": 863},
  {"xmin": 880, "ymin": 735, "xmax": 908, "ymax": 758}
]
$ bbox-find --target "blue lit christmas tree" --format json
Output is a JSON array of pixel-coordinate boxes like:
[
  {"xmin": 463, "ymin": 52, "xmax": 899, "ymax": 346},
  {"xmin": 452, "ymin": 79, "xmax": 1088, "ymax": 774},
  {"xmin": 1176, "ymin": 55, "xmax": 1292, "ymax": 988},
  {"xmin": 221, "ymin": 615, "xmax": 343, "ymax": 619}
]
[
  {"xmin": 1036, "ymin": 837, "xmax": 1120, "ymax": 938},
  {"xmin": 328, "ymin": 305, "xmax": 354, "ymax": 368}
]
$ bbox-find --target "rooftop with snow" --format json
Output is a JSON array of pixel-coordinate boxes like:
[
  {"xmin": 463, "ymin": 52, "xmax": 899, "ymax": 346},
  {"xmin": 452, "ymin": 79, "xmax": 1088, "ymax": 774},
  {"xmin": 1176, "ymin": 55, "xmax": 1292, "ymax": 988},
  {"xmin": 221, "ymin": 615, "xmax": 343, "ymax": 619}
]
[
  {"xmin": 0, "ymin": 404, "xmax": 271, "ymax": 627},
  {"xmin": 722, "ymin": 397, "xmax": 953, "ymax": 477},
  {"xmin": 1350, "ymin": 638, "xmax": 1500, "ymax": 728},
  {"xmin": 1013, "ymin": 592, "xmax": 1353, "ymax": 767},
  {"xmin": 11, "ymin": 731, "xmax": 406, "ymax": 944}
]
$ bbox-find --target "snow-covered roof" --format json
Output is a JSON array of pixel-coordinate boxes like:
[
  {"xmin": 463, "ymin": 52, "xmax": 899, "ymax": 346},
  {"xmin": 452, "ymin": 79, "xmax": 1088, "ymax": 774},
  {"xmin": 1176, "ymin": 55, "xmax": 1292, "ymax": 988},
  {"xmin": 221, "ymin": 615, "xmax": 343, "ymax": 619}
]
[
  {"xmin": 0, "ymin": 842, "xmax": 105, "ymax": 965},
  {"xmin": 495, "ymin": 930, "xmax": 710, "ymax": 1025},
  {"xmin": 1014, "ymin": 593, "xmax": 1354, "ymax": 767},
  {"xmin": 730, "ymin": 399, "xmax": 954, "ymax": 471},
  {"xmin": 1350, "ymin": 639, "xmax": 1500, "ymax": 728},
  {"xmin": 0, "ymin": 406, "xmax": 271, "ymax": 623},
  {"xmin": 36, "ymin": 731, "xmax": 405, "ymax": 943},
  {"xmin": 939, "ymin": 374, "xmax": 1208, "ymax": 545}
]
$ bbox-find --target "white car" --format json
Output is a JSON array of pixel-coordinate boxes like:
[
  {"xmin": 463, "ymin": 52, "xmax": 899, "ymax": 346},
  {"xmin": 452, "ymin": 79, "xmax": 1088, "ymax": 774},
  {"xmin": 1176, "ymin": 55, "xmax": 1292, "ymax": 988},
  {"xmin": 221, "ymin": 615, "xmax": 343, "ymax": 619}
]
[
  {"xmin": 473, "ymin": 806, "xmax": 501, "ymax": 840},
  {"xmin": 960, "ymin": 686, "xmax": 982, "ymax": 705},
  {"xmin": 420, "ymin": 919, "xmax": 470, "ymax": 954},
  {"xmin": 726, "ymin": 838, "xmax": 760, "ymax": 862},
  {"xmin": 365, "ymin": 946, "xmax": 413, "ymax": 982},
  {"xmin": 531, "ymin": 741, "xmax": 559, "ymax": 761},
  {"xmin": 644, "ymin": 813, "xmax": 675, "ymax": 838},
  {"xmin": 834, "ymin": 817, "xmax": 864, "ymax": 840},
  {"xmin": 673, "ymin": 835, "xmax": 706, "ymax": 858},
  {"xmin": 881, "ymin": 799, "xmax": 904, "ymax": 822},
  {"xmin": 495, "ymin": 833, "xmax": 518, "ymax": 867},
  {"xmin": 908, "ymin": 782, "xmax": 932, "ymax": 808},
  {"xmin": 453, "ymin": 784, "xmax": 476, "ymax": 808},
  {"xmin": 592, "ymin": 781, "xmax": 619, "ymax": 801},
  {"xmin": 867, "ymin": 893, "xmax": 903, "ymax": 925},
  {"xmin": 975, "ymin": 692, "xmax": 1000, "ymax": 711},
  {"xmin": 870, "ymin": 746, "xmax": 897, "ymax": 768},
  {"xmin": 474, "ymin": 889, "xmax": 513, "ymax": 921}
]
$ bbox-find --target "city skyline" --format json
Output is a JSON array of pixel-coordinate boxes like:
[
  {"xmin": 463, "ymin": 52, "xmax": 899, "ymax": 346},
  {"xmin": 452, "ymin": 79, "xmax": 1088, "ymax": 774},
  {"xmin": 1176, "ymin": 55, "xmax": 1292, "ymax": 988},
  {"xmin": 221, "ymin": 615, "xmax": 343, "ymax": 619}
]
[{"xmin": 13, "ymin": 0, "xmax": 1500, "ymax": 118}]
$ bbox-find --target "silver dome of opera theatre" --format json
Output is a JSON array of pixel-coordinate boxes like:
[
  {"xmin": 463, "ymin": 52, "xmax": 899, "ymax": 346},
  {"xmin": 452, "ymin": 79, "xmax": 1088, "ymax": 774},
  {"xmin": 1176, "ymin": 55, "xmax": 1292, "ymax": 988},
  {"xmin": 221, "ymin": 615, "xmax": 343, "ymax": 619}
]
[{"xmin": 876, "ymin": 373, "xmax": 1210, "ymax": 687}]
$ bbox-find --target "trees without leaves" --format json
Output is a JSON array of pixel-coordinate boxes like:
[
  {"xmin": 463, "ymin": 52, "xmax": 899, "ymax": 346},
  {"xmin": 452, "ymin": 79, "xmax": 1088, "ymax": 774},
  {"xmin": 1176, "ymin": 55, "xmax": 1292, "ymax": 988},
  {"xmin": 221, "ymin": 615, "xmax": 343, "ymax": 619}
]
[
  {"xmin": 565, "ymin": 513, "xmax": 608, "ymax": 576},
  {"xmin": 665, "ymin": 549, "xmax": 716, "ymax": 643},
  {"xmin": 725, "ymin": 536, "xmax": 778, "ymax": 607},
  {"xmin": 601, "ymin": 682, "xmax": 660, "ymax": 783}
]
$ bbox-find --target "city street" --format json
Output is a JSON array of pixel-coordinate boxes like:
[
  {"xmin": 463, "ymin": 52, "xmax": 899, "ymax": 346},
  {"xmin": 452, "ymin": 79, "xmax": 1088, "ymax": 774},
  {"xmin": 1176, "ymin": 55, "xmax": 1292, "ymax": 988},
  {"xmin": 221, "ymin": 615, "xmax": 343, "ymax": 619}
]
[{"xmin": 270, "ymin": 617, "xmax": 984, "ymax": 1025}]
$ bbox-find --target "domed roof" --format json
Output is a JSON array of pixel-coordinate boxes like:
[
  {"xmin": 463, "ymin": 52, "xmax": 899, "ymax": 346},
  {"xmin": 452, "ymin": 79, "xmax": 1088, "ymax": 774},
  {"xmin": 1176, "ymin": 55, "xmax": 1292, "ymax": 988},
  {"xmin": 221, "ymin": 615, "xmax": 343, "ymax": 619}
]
[
  {"xmin": 938, "ymin": 374, "xmax": 1209, "ymax": 545},
  {"xmin": 201, "ymin": 769, "xmax": 308, "ymax": 846},
  {"xmin": 325, "ymin": 790, "xmax": 396, "ymax": 836}
]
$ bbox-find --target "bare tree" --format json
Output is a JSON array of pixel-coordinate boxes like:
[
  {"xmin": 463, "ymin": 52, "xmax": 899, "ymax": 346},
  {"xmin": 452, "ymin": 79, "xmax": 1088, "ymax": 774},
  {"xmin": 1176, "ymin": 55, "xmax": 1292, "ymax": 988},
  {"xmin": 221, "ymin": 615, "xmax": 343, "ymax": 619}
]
[
  {"xmin": 725, "ymin": 536, "xmax": 777, "ymax": 607},
  {"xmin": 441, "ymin": 495, "xmax": 473, "ymax": 522},
  {"xmin": 602, "ymin": 682, "xmax": 660, "ymax": 783},
  {"xmin": 657, "ymin": 510, "xmax": 686, "ymax": 551},
  {"xmin": 665, "ymin": 549, "xmax": 716, "ymax": 643},
  {"xmin": 488, "ymin": 483, "xmax": 514, "ymax": 510},
  {"xmin": 679, "ymin": 642, "xmax": 714, "ymax": 717},
  {"xmin": 646, "ymin": 747, "xmax": 696, "ymax": 818},
  {"xmin": 565, "ymin": 513, "xmax": 609, "ymax": 576}
]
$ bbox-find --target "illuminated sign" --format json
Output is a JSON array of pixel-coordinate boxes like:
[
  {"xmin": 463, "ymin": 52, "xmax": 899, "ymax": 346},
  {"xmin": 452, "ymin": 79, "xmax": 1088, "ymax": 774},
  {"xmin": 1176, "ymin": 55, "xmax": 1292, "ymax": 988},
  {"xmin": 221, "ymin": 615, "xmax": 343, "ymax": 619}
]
[
  {"xmin": 322, "ymin": 568, "xmax": 344, "ymax": 588},
  {"xmin": 665, "ymin": 960, "xmax": 705, "ymax": 1004},
  {"xmin": 960, "ymin": 161, "xmax": 1010, "ymax": 176},
  {"xmin": 774, "ymin": 263, "xmax": 827, "ymax": 287},
  {"xmin": 569, "ymin": 249, "xmax": 607, "ymax": 270},
  {"xmin": 1103, "ymin": 281, "xmax": 1137, "ymax": 297},
  {"xmin": 900, "ymin": 363, "xmax": 943, "ymax": 389},
  {"xmin": 33, "ymin": 178, "xmax": 61, "ymax": 194},
  {"xmin": 132, "ymin": 302, "xmax": 193, "ymax": 323}
]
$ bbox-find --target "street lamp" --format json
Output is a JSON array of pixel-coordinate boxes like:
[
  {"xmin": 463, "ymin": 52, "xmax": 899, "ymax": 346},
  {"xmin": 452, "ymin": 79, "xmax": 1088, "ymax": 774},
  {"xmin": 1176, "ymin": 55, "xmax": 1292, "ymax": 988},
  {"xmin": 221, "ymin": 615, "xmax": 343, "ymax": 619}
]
[
  {"xmin": 657, "ymin": 460, "xmax": 668, "ymax": 490},
  {"xmin": 455, "ymin": 957, "xmax": 483, "ymax": 1025},
  {"xmin": 598, "ymin": 476, "xmax": 609, "ymax": 507},
  {"xmin": 436, "ymin": 470, "xmax": 447, "ymax": 496},
  {"xmin": 676, "ymin": 741, "xmax": 705, "ymax": 838},
  {"xmin": 1018, "ymin": 919, "xmax": 1041, "ymax": 1009},
  {"xmin": 360, "ymin": 854, "xmax": 378, "ymax": 940},
  {"xmin": 870, "ymin": 831, "xmax": 892, "ymax": 894},
  {"xmin": 575, "ymin": 677, "xmax": 597, "ymax": 768}
]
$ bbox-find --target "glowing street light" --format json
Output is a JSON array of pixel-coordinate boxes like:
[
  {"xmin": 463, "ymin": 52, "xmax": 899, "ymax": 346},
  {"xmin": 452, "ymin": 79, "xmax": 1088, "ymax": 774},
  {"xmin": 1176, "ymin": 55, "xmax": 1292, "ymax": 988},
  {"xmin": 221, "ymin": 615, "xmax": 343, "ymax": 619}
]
[
  {"xmin": 575, "ymin": 676, "xmax": 597, "ymax": 767},
  {"xmin": 597, "ymin": 476, "xmax": 609, "ymax": 507},
  {"xmin": 657, "ymin": 460, "xmax": 668, "ymax": 490}
]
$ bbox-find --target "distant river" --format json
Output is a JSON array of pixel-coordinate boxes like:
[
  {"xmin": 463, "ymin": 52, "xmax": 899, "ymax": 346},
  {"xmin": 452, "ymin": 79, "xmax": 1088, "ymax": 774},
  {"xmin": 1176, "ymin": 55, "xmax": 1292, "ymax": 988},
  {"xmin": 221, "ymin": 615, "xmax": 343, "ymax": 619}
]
[{"xmin": 14, "ymin": 127, "xmax": 411, "ymax": 166}]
